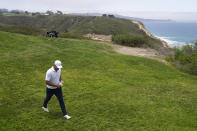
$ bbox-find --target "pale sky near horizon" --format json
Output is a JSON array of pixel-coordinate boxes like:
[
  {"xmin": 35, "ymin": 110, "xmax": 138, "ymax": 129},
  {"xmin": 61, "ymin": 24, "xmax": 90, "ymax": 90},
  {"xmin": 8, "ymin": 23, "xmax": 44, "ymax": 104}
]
[{"xmin": 1, "ymin": 0, "xmax": 197, "ymax": 21}]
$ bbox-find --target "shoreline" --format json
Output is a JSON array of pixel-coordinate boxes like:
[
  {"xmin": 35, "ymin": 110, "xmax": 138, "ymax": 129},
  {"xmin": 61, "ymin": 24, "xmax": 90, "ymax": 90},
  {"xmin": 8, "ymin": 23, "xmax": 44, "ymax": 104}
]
[{"xmin": 154, "ymin": 36, "xmax": 191, "ymax": 47}]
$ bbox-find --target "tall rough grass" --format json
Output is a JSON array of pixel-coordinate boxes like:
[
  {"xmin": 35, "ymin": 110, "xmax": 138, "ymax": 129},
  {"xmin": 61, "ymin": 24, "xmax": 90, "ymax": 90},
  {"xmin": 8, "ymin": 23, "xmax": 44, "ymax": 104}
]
[
  {"xmin": 0, "ymin": 24, "xmax": 88, "ymax": 40},
  {"xmin": 0, "ymin": 24, "xmax": 45, "ymax": 36},
  {"xmin": 112, "ymin": 34, "xmax": 151, "ymax": 47}
]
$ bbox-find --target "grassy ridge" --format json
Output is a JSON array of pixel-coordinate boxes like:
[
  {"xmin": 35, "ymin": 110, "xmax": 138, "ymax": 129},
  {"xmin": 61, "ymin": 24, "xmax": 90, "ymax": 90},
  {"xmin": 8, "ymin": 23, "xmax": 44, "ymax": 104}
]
[
  {"xmin": 0, "ymin": 15, "xmax": 145, "ymax": 35},
  {"xmin": 0, "ymin": 31, "xmax": 197, "ymax": 130},
  {"xmin": 69, "ymin": 16, "xmax": 145, "ymax": 35}
]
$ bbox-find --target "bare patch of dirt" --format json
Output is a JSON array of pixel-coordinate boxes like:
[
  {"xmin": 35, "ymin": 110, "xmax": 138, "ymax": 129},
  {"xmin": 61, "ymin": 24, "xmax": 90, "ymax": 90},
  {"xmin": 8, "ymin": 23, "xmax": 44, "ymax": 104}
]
[
  {"xmin": 113, "ymin": 44, "xmax": 167, "ymax": 63},
  {"xmin": 84, "ymin": 33, "xmax": 168, "ymax": 63},
  {"xmin": 84, "ymin": 34, "xmax": 112, "ymax": 42}
]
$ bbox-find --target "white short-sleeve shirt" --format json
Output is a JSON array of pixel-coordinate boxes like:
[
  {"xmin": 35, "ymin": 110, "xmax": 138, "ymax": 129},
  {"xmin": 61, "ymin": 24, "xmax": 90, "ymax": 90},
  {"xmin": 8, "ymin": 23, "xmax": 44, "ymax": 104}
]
[{"xmin": 45, "ymin": 66, "xmax": 61, "ymax": 89}]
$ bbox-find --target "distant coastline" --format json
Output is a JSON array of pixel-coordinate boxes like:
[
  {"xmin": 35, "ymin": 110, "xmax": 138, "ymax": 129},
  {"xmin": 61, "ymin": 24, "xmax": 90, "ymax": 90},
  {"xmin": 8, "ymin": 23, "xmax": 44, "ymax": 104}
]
[{"xmin": 142, "ymin": 21, "xmax": 197, "ymax": 47}]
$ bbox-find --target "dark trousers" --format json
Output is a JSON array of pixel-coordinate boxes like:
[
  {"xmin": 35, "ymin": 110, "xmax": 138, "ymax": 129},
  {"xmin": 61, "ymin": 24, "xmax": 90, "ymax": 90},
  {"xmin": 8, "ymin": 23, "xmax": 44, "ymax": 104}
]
[{"xmin": 43, "ymin": 87, "xmax": 67, "ymax": 116}]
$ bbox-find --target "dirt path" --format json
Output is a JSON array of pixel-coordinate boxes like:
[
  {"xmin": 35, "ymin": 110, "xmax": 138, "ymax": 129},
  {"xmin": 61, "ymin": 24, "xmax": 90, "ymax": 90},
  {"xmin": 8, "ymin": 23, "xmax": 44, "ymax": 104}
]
[
  {"xmin": 84, "ymin": 29, "xmax": 167, "ymax": 63},
  {"xmin": 112, "ymin": 44, "xmax": 167, "ymax": 63}
]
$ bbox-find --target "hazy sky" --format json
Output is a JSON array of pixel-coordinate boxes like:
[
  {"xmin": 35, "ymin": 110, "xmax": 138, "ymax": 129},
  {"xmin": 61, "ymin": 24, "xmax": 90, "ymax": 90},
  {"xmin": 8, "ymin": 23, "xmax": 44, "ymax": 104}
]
[{"xmin": 1, "ymin": 0, "xmax": 197, "ymax": 21}]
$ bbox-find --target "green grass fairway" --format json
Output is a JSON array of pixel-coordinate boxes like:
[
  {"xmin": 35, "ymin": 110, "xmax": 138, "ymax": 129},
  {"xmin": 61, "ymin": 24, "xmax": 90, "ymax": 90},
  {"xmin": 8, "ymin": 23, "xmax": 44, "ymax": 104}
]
[{"xmin": 0, "ymin": 31, "xmax": 197, "ymax": 131}]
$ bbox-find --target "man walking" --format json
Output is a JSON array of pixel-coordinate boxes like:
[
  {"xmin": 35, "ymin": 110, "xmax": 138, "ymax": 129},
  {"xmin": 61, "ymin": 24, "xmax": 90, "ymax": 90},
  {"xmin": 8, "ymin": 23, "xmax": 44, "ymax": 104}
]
[{"xmin": 42, "ymin": 60, "xmax": 71, "ymax": 119}]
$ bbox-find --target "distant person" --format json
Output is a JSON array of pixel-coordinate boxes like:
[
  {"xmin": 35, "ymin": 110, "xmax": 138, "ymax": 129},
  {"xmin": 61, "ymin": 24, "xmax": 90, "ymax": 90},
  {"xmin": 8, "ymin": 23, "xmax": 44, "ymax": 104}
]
[{"xmin": 42, "ymin": 60, "xmax": 71, "ymax": 119}]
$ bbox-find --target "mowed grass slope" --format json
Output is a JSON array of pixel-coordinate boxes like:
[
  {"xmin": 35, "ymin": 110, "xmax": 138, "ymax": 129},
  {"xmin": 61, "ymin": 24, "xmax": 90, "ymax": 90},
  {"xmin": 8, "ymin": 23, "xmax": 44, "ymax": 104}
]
[{"xmin": 0, "ymin": 31, "xmax": 197, "ymax": 131}]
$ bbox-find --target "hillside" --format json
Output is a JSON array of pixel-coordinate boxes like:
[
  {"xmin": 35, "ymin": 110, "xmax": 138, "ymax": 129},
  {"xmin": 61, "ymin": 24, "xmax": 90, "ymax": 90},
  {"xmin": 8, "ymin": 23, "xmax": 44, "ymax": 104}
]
[
  {"xmin": 0, "ymin": 15, "xmax": 145, "ymax": 35},
  {"xmin": 0, "ymin": 31, "xmax": 197, "ymax": 130},
  {"xmin": 0, "ymin": 14, "xmax": 172, "ymax": 55}
]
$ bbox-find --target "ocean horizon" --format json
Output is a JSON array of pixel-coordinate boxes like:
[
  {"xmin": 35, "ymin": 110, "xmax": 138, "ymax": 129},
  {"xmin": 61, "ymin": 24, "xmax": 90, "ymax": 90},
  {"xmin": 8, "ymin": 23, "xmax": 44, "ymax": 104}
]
[{"xmin": 142, "ymin": 21, "xmax": 197, "ymax": 47}]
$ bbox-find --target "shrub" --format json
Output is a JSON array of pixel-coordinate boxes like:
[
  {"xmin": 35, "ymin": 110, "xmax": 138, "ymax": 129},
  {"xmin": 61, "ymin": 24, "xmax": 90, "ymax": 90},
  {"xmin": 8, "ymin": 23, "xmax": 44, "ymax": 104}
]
[
  {"xmin": 112, "ymin": 34, "xmax": 150, "ymax": 47},
  {"xmin": 168, "ymin": 42, "xmax": 197, "ymax": 75},
  {"xmin": 174, "ymin": 48, "xmax": 184, "ymax": 60}
]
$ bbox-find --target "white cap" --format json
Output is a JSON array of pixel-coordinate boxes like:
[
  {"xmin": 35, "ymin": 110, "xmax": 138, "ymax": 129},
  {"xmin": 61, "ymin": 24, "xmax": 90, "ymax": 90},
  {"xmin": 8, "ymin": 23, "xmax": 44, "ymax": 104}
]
[{"xmin": 54, "ymin": 60, "xmax": 63, "ymax": 69}]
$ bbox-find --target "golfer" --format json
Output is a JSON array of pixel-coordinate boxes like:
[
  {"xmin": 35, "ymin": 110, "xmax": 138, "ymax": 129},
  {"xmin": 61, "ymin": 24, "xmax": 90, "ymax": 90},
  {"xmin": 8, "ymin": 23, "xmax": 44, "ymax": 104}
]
[{"xmin": 42, "ymin": 60, "xmax": 71, "ymax": 119}]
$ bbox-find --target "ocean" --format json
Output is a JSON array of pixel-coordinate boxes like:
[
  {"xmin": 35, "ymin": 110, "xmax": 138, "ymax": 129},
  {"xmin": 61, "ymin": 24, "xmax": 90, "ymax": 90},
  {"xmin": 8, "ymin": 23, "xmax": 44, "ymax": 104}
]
[{"xmin": 142, "ymin": 21, "xmax": 197, "ymax": 47}]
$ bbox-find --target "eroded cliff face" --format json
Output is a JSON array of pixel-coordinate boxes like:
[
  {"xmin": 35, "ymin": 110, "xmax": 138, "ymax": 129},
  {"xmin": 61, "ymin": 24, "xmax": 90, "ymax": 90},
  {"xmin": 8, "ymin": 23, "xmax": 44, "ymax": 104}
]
[
  {"xmin": 131, "ymin": 20, "xmax": 174, "ymax": 56},
  {"xmin": 131, "ymin": 20, "xmax": 170, "ymax": 48}
]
